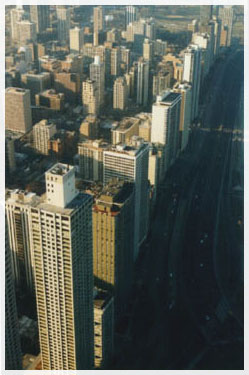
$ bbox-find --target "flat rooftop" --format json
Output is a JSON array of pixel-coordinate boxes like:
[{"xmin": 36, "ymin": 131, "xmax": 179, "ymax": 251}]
[
  {"xmin": 46, "ymin": 163, "xmax": 74, "ymax": 176},
  {"xmin": 39, "ymin": 192, "xmax": 92, "ymax": 214},
  {"xmin": 6, "ymin": 87, "xmax": 28, "ymax": 94},
  {"xmin": 162, "ymin": 92, "xmax": 181, "ymax": 103},
  {"xmin": 113, "ymin": 117, "xmax": 139, "ymax": 133}
]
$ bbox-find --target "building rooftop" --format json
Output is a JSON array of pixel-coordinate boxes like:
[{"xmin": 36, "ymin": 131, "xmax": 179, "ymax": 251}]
[
  {"xmin": 162, "ymin": 92, "xmax": 181, "ymax": 103},
  {"xmin": 113, "ymin": 117, "xmax": 139, "ymax": 133},
  {"xmin": 39, "ymin": 192, "xmax": 92, "ymax": 215},
  {"xmin": 46, "ymin": 163, "xmax": 74, "ymax": 176},
  {"xmin": 5, "ymin": 87, "xmax": 28, "ymax": 95},
  {"xmin": 94, "ymin": 288, "xmax": 113, "ymax": 310}
]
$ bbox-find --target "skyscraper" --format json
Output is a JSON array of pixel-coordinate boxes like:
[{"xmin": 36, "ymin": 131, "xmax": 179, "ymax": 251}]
[
  {"xmin": 30, "ymin": 5, "xmax": 50, "ymax": 33},
  {"xmin": 151, "ymin": 91, "xmax": 182, "ymax": 171},
  {"xmin": 103, "ymin": 138, "xmax": 150, "ymax": 260},
  {"xmin": 5, "ymin": 220, "xmax": 22, "ymax": 370},
  {"xmin": 200, "ymin": 5, "xmax": 213, "ymax": 25},
  {"xmin": 56, "ymin": 6, "xmax": 70, "ymax": 43},
  {"xmin": 30, "ymin": 163, "xmax": 94, "ymax": 369},
  {"xmin": 219, "ymin": 6, "xmax": 234, "ymax": 46},
  {"xmin": 136, "ymin": 58, "xmax": 149, "ymax": 106},
  {"xmin": 173, "ymin": 83, "xmax": 192, "ymax": 151},
  {"xmin": 183, "ymin": 44, "xmax": 202, "ymax": 121},
  {"xmin": 82, "ymin": 79, "xmax": 99, "ymax": 115},
  {"xmin": 5, "ymin": 87, "xmax": 32, "ymax": 133},
  {"xmin": 93, "ymin": 6, "xmax": 104, "ymax": 33},
  {"xmin": 90, "ymin": 56, "xmax": 105, "ymax": 107},
  {"xmin": 16, "ymin": 20, "xmax": 37, "ymax": 45},
  {"xmin": 33, "ymin": 119, "xmax": 57, "ymax": 155},
  {"xmin": 125, "ymin": 5, "xmax": 138, "ymax": 28},
  {"xmin": 143, "ymin": 38, "xmax": 154, "ymax": 63},
  {"xmin": 70, "ymin": 27, "xmax": 84, "ymax": 54},
  {"xmin": 10, "ymin": 6, "xmax": 25, "ymax": 41},
  {"xmin": 110, "ymin": 47, "xmax": 121, "ymax": 77},
  {"xmin": 92, "ymin": 179, "xmax": 135, "ymax": 314},
  {"xmin": 113, "ymin": 76, "xmax": 128, "ymax": 110}
]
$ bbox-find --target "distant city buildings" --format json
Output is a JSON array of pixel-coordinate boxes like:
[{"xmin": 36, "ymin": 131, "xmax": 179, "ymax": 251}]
[
  {"xmin": 70, "ymin": 27, "xmax": 84, "ymax": 54},
  {"xmin": 56, "ymin": 6, "xmax": 71, "ymax": 43},
  {"xmin": 30, "ymin": 5, "xmax": 50, "ymax": 34},
  {"xmin": 113, "ymin": 76, "xmax": 128, "ymax": 110}
]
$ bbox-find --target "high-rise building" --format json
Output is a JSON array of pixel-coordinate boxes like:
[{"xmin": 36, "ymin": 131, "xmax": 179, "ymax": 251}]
[
  {"xmin": 126, "ymin": 5, "xmax": 138, "ymax": 28},
  {"xmin": 54, "ymin": 72, "xmax": 81, "ymax": 103},
  {"xmin": 154, "ymin": 39, "xmax": 167, "ymax": 56},
  {"xmin": 70, "ymin": 27, "xmax": 84, "ymax": 54},
  {"xmin": 33, "ymin": 119, "xmax": 57, "ymax": 155},
  {"xmin": 211, "ymin": 16, "xmax": 222, "ymax": 57},
  {"xmin": 10, "ymin": 7, "xmax": 25, "ymax": 41},
  {"xmin": 200, "ymin": 5, "xmax": 213, "ymax": 25},
  {"xmin": 183, "ymin": 44, "xmax": 202, "ymax": 121},
  {"xmin": 152, "ymin": 70, "xmax": 171, "ymax": 100},
  {"xmin": 111, "ymin": 116, "xmax": 140, "ymax": 145},
  {"xmin": 56, "ymin": 6, "xmax": 71, "ymax": 43},
  {"xmin": 92, "ymin": 179, "xmax": 135, "ymax": 312},
  {"xmin": 219, "ymin": 6, "xmax": 234, "ymax": 46},
  {"xmin": 145, "ymin": 18, "xmax": 156, "ymax": 40},
  {"xmin": 5, "ymin": 137, "xmax": 16, "ymax": 176},
  {"xmin": 143, "ymin": 38, "xmax": 154, "ymax": 63},
  {"xmin": 35, "ymin": 89, "xmax": 65, "ymax": 111},
  {"xmin": 5, "ymin": 220, "xmax": 22, "ymax": 370},
  {"xmin": 192, "ymin": 33, "xmax": 212, "ymax": 80},
  {"xmin": 82, "ymin": 79, "xmax": 99, "ymax": 115},
  {"xmin": 137, "ymin": 112, "xmax": 152, "ymax": 142},
  {"xmin": 113, "ymin": 76, "xmax": 128, "ymax": 111},
  {"xmin": 30, "ymin": 163, "xmax": 94, "ymax": 369},
  {"xmin": 151, "ymin": 91, "xmax": 182, "ymax": 171},
  {"xmin": 21, "ymin": 71, "xmax": 51, "ymax": 105},
  {"xmin": 17, "ymin": 20, "xmax": 37, "ymax": 45},
  {"xmin": 120, "ymin": 47, "xmax": 131, "ymax": 72},
  {"xmin": 90, "ymin": 56, "xmax": 105, "ymax": 107},
  {"xmin": 103, "ymin": 138, "xmax": 150, "ymax": 259},
  {"xmin": 93, "ymin": 289, "xmax": 114, "ymax": 369},
  {"xmin": 93, "ymin": 6, "xmax": 104, "ymax": 45},
  {"xmin": 173, "ymin": 83, "xmax": 192, "ymax": 151},
  {"xmin": 78, "ymin": 139, "xmax": 109, "ymax": 182},
  {"xmin": 5, "ymin": 189, "xmax": 41, "ymax": 290},
  {"xmin": 5, "ymin": 87, "xmax": 32, "ymax": 133},
  {"xmin": 110, "ymin": 47, "xmax": 121, "ymax": 77},
  {"xmin": 79, "ymin": 115, "xmax": 100, "ymax": 139},
  {"xmin": 30, "ymin": 5, "xmax": 50, "ymax": 33},
  {"xmin": 136, "ymin": 58, "xmax": 149, "ymax": 106}
]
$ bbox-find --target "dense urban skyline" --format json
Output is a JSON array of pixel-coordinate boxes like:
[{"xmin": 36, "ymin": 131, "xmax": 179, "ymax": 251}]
[{"xmin": 4, "ymin": 3, "xmax": 244, "ymax": 371}]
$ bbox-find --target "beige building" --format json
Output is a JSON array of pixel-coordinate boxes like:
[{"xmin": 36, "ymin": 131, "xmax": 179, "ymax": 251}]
[
  {"xmin": 111, "ymin": 116, "xmax": 140, "ymax": 145},
  {"xmin": 5, "ymin": 87, "xmax": 32, "ymax": 133},
  {"xmin": 113, "ymin": 76, "xmax": 128, "ymax": 111},
  {"xmin": 5, "ymin": 137, "xmax": 16, "ymax": 175},
  {"xmin": 70, "ymin": 27, "xmax": 84, "ymax": 54},
  {"xmin": 56, "ymin": 6, "xmax": 71, "ymax": 42},
  {"xmin": 79, "ymin": 115, "xmax": 99, "ymax": 139},
  {"xmin": 92, "ymin": 179, "xmax": 135, "ymax": 314},
  {"xmin": 21, "ymin": 71, "xmax": 51, "ymax": 104},
  {"xmin": 78, "ymin": 139, "xmax": 109, "ymax": 182},
  {"xmin": 17, "ymin": 20, "xmax": 37, "ymax": 45},
  {"xmin": 137, "ymin": 113, "xmax": 152, "ymax": 142},
  {"xmin": 143, "ymin": 38, "xmax": 154, "ymax": 62},
  {"xmin": 10, "ymin": 7, "xmax": 25, "ymax": 41},
  {"xmin": 35, "ymin": 89, "xmax": 65, "ymax": 111},
  {"xmin": 173, "ymin": 83, "xmax": 192, "ymax": 151},
  {"xmin": 110, "ymin": 47, "xmax": 121, "ymax": 77},
  {"xmin": 93, "ymin": 289, "xmax": 114, "ymax": 369},
  {"xmin": 82, "ymin": 79, "xmax": 99, "ymax": 115},
  {"xmin": 93, "ymin": 6, "xmax": 104, "ymax": 34},
  {"xmin": 30, "ymin": 163, "xmax": 94, "ymax": 369},
  {"xmin": 54, "ymin": 72, "xmax": 81, "ymax": 103},
  {"xmin": 153, "ymin": 70, "xmax": 171, "ymax": 99},
  {"xmin": 33, "ymin": 119, "xmax": 57, "ymax": 155},
  {"xmin": 90, "ymin": 56, "xmax": 105, "ymax": 107}
]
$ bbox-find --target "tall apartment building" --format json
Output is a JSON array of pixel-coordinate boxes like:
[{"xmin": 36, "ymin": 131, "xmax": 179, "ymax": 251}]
[
  {"xmin": 183, "ymin": 44, "xmax": 202, "ymax": 121},
  {"xmin": 151, "ymin": 91, "xmax": 182, "ymax": 172},
  {"xmin": 211, "ymin": 16, "xmax": 222, "ymax": 57},
  {"xmin": 82, "ymin": 79, "xmax": 99, "ymax": 115},
  {"xmin": 111, "ymin": 117, "xmax": 140, "ymax": 145},
  {"xmin": 152, "ymin": 70, "xmax": 171, "ymax": 100},
  {"xmin": 30, "ymin": 5, "xmax": 50, "ymax": 33},
  {"xmin": 92, "ymin": 180, "xmax": 135, "ymax": 312},
  {"xmin": 30, "ymin": 163, "xmax": 94, "ymax": 369},
  {"xmin": 154, "ymin": 39, "xmax": 167, "ymax": 56},
  {"xmin": 126, "ymin": 5, "xmax": 138, "ymax": 28},
  {"xmin": 10, "ymin": 6, "xmax": 25, "ymax": 41},
  {"xmin": 5, "ymin": 189, "xmax": 41, "ymax": 290},
  {"xmin": 107, "ymin": 28, "xmax": 120, "ymax": 43},
  {"xmin": 56, "ymin": 6, "xmax": 71, "ymax": 43},
  {"xmin": 21, "ymin": 71, "xmax": 51, "ymax": 104},
  {"xmin": 93, "ymin": 6, "xmax": 104, "ymax": 46},
  {"xmin": 17, "ymin": 20, "xmax": 37, "ymax": 45},
  {"xmin": 219, "ymin": 6, "xmax": 234, "ymax": 46},
  {"xmin": 5, "ymin": 137, "xmax": 16, "ymax": 176},
  {"xmin": 120, "ymin": 47, "xmax": 131, "ymax": 72},
  {"xmin": 90, "ymin": 56, "xmax": 105, "ymax": 107},
  {"xmin": 33, "ymin": 119, "xmax": 57, "ymax": 155},
  {"xmin": 103, "ymin": 138, "xmax": 150, "ymax": 260},
  {"xmin": 110, "ymin": 47, "xmax": 121, "ymax": 77},
  {"xmin": 5, "ymin": 87, "xmax": 32, "ymax": 133},
  {"xmin": 113, "ymin": 76, "xmax": 128, "ymax": 111},
  {"xmin": 70, "ymin": 27, "xmax": 84, "ymax": 54},
  {"xmin": 78, "ymin": 139, "xmax": 109, "ymax": 182},
  {"xmin": 137, "ymin": 58, "xmax": 149, "ymax": 106},
  {"xmin": 192, "ymin": 33, "xmax": 212, "ymax": 80},
  {"xmin": 143, "ymin": 38, "xmax": 154, "ymax": 63},
  {"xmin": 93, "ymin": 289, "xmax": 114, "ymax": 369},
  {"xmin": 173, "ymin": 83, "xmax": 192, "ymax": 151},
  {"xmin": 5, "ymin": 221, "xmax": 22, "ymax": 370}
]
